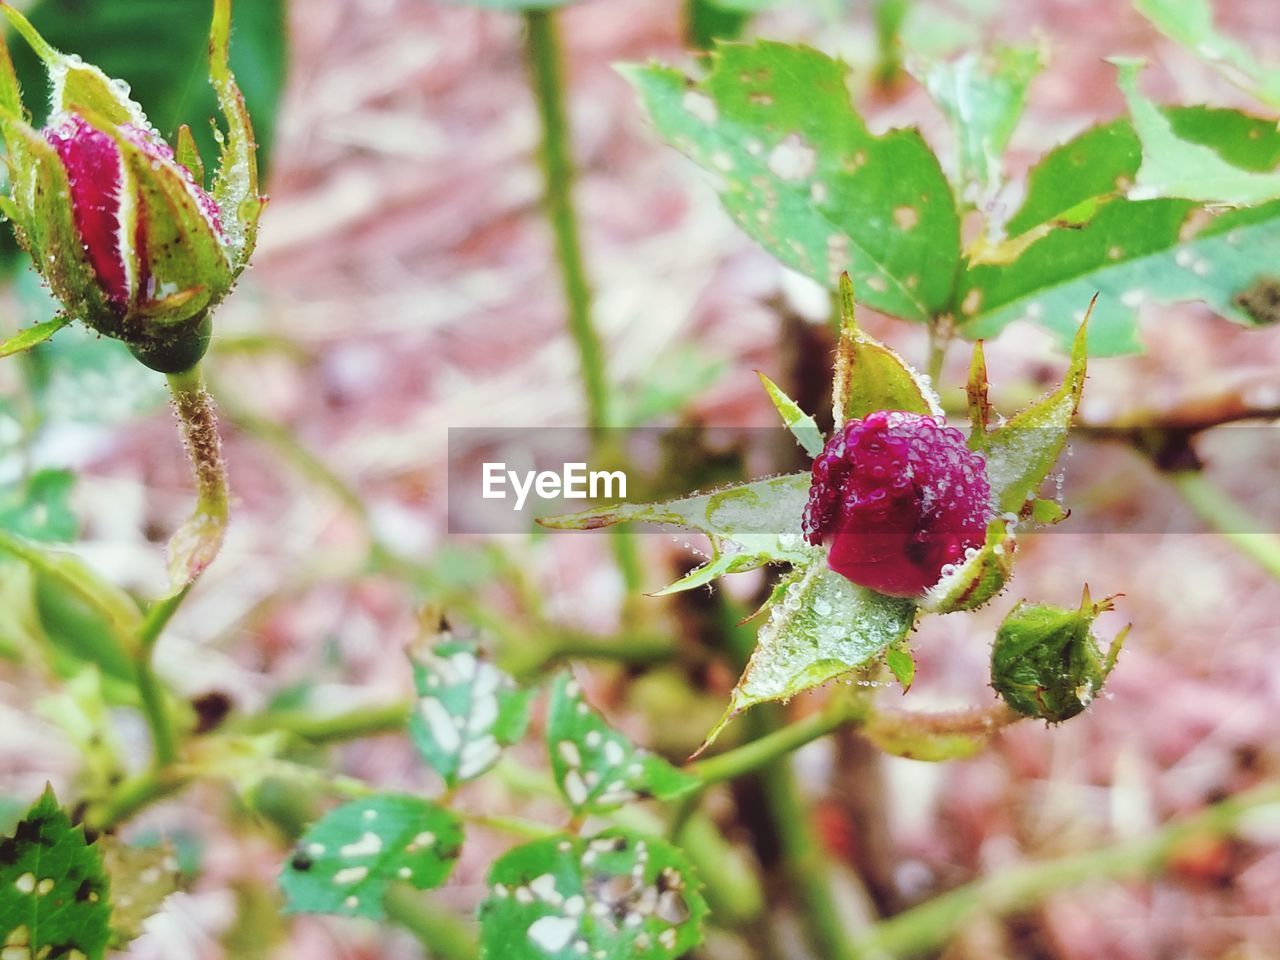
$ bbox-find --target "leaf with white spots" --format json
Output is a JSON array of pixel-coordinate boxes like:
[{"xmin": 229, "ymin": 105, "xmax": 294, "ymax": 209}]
[
  {"xmin": 478, "ymin": 829, "xmax": 708, "ymax": 960},
  {"xmin": 957, "ymin": 197, "xmax": 1280, "ymax": 354},
  {"xmin": 1115, "ymin": 59, "xmax": 1280, "ymax": 205},
  {"xmin": 540, "ymin": 473, "xmax": 819, "ymax": 596},
  {"xmin": 624, "ymin": 41, "xmax": 960, "ymax": 323},
  {"xmin": 0, "ymin": 787, "xmax": 111, "ymax": 960},
  {"xmin": 547, "ymin": 674, "xmax": 698, "ymax": 815},
  {"xmin": 409, "ymin": 637, "xmax": 533, "ymax": 788},
  {"xmin": 279, "ymin": 795, "xmax": 463, "ymax": 920},
  {"xmin": 702, "ymin": 563, "xmax": 917, "ymax": 749}
]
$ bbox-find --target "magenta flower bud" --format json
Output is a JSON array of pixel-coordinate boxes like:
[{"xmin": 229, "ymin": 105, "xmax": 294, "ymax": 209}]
[
  {"xmin": 0, "ymin": 0, "xmax": 263, "ymax": 372},
  {"xmin": 802, "ymin": 411, "xmax": 994, "ymax": 598}
]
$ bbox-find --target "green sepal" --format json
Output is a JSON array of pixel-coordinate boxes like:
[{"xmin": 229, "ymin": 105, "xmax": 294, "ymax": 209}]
[
  {"xmin": 757, "ymin": 372, "xmax": 823, "ymax": 457},
  {"xmin": 833, "ymin": 273, "xmax": 941, "ymax": 425},
  {"xmin": 0, "ymin": 316, "xmax": 72, "ymax": 359},
  {"xmin": 919, "ymin": 518, "xmax": 1015, "ymax": 613},
  {"xmin": 971, "ymin": 313, "xmax": 1088, "ymax": 514},
  {"xmin": 0, "ymin": 116, "xmax": 117, "ymax": 336},
  {"xmin": 209, "ymin": 0, "xmax": 265, "ymax": 271},
  {"xmin": 175, "ymin": 124, "xmax": 205, "ymax": 185},
  {"xmin": 990, "ymin": 586, "xmax": 1128, "ymax": 722},
  {"xmin": 884, "ymin": 638, "xmax": 915, "ymax": 692},
  {"xmin": 0, "ymin": 28, "xmax": 22, "ymax": 118},
  {"xmin": 1, "ymin": 4, "xmax": 148, "ymax": 127}
]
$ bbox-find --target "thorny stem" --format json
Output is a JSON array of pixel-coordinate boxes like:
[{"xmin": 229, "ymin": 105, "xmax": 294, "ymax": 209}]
[
  {"xmin": 523, "ymin": 8, "xmax": 643, "ymax": 601},
  {"xmin": 853, "ymin": 781, "xmax": 1280, "ymax": 957},
  {"xmin": 1168, "ymin": 469, "xmax": 1280, "ymax": 582},
  {"xmin": 165, "ymin": 365, "xmax": 230, "ymax": 586}
]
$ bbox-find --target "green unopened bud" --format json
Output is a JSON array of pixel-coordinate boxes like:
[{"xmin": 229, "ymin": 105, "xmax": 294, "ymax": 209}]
[{"xmin": 990, "ymin": 587, "xmax": 1128, "ymax": 722}]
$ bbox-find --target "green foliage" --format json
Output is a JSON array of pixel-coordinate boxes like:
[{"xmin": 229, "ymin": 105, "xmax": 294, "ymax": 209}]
[
  {"xmin": 758, "ymin": 373, "xmax": 822, "ymax": 456},
  {"xmin": 685, "ymin": 0, "xmax": 753, "ymax": 50},
  {"xmin": 625, "ymin": 41, "xmax": 960, "ymax": 323},
  {"xmin": 0, "ymin": 317, "xmax": 71, "ymax": 359},
  {"xmin": 546, "ymin": 674, "xmax": 698, "ymax": 814},
  {"xmin": 915, "ymin": 44, "xmax": 1044, "ymax": 200},
  {"xmin": 0, "ymin": 470, "xmax": 77, "ymax": 543},
  {"xmin": 706, "ymin": 564, "xmax": 916, "ymax": 746},
  {"xmin": 1134, "ymin": 0, "xmax": 1280, "ymax": 108},
  {"xmin": 478, "ymin": 829, "xmax": 708, "ymax": 960},
  {"xmin": 0, "ymin": 787, "xmax": 112, "ymax": 960},
  {"xmin": 279, "ymin": 795, "xmax": 464, "ymax": 920},
  {"xmin": 409, "ymin": 637, "xmax": 533, "ymax": 789},
  {"xmin": 990, "ymin": 589, "xmax": 1127, "ymax": 722}
]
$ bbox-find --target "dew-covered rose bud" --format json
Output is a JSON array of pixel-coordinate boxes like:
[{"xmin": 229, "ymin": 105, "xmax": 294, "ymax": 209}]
[
  {"xmin": 990, "ymin": 589, "xmax": 1127, "ymax": 723},
  {"xmin": 0, "ymin": 0, "xmax": 263, "ymax": 373},
  {"xmin": 802, "ymin": 410, "xmax": 993, "ymax": 597}
]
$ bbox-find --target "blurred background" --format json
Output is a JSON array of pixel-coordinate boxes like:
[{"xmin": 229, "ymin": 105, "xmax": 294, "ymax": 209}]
[{"xmin": 1, "ymin": 0, "xmax": 1280, "ymax": 956}]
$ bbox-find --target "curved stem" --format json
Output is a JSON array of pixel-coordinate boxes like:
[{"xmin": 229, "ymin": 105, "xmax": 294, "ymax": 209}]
[{"xmin": 854, "ymin": 781, "xmax": 1280, "ymax": 957}]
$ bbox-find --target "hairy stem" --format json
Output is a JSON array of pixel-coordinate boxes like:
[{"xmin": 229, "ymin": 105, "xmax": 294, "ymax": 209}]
[
  {"xmin": 854, "ymin": 781, "xmax": 1280, "ymax": 957},
  {"xmin": 165, "ymin": 365, "xmax": 230, "ymax": 587}
]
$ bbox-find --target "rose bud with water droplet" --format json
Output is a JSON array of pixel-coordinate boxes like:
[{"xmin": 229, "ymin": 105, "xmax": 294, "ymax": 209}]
[
  {"xmin": 802, "ymin": 410, "xmax": 994, "ymax": 597},
  {"xmin": 990, "ymin": 587, "xmax": 1128, "ymax": 722},
  {"xmin": 0, "ymin": 0, "xmax": 264, "ymax": 372}
]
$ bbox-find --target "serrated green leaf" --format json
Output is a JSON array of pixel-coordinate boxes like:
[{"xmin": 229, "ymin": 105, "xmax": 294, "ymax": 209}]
[
  {"xmin": 972, "ymin": 319, "xmax": 1087, "ymax": 514},
  {"xmin": 959, "ymin": 197, "xmax": 1280, "ymax": 354},
  {"xmin": 757, "ymin": 372, "xmax": 822, "ymax": 456},
  {"xmin": 1135, "ymin": 0, "xmax": 1280, "ymax": 108},
  {"xmin": 409, "ymin": 638, "xmax": 532, "ymax": 788},
  {"xmin": 625, "ymin": 41, "xmax": 960, "ymax": 322},
  {"xmin": 833, "ymin": 272, "xmax": 940, "ymax": 424},
  {"xmin": 0, "ymin": 470, "xmax": 77, "ymax": 543},
  {"xmin": 279, "ymin": 795, "xmax": 463, "ymax": 920},
  {"xmin": 547, "ymin": 674, "xmax": 698, "ymax": 814},
  {"xmin": 541, "ymin": 473, "xmax": 818, "ymax": 594},
  {"xmin": 479, "ymin": 829, "xmax": 708, "ymax": 960},
  {"xmin": 915, "ymin": 44, "xmax": 1044, "ymax": 200},
  {"xmin": 1003, "ymin": 119, "xmax": 1140, "ymax": 239},
  {"xmin": 0, "ymin": 787, "xmax": 112, "ymax": 960},
  {"xmin": 0, "ymin": 316, "xmax": 71, "ymax": 359},
  {"xmin": 1116, "ymin": 59, "xmax": 1280, "ymax": 205},
  {"xmin": 704, "ymin": 563, "xmax": 916, "ymax": 748}
]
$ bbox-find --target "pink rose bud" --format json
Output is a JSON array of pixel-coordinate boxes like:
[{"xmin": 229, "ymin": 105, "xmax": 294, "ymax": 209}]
[
  {"xmin": 802, "ymin": 411, "xmax": 993, "ymax": 598},
  {"xmin": 0, "ymin": 0, "xmax": 263, "ymax": 372}
]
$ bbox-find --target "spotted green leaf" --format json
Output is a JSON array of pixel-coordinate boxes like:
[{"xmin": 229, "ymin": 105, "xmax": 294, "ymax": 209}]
[
  {"xmin": 757, "ymin": 373, "xmax": 822, "ymax": 456},
  {"xmin": 279, "ymin": 795, "xmax": 463, "ymax": 920},
  {"xmin": 1134, "ymin": 0, "xmax": 1280, "ymax": 108},
  {"xmin": 1115, "ymin": 59, "xmax": 1280, "ymax": 205},
  {"xmin": 915, "ymin": 44, "xmax": 1044, "ymax": 200},
  {"xmin": 833, "ymin": 273, "xmax": 940, "ymax": 424},
  {"xmin": 971, "ymin": 319, "xmax": 1088, "ymax": 514},
  {"xmin": 409, "ymin": 636, "xmax": 533, "ymax": 788},
  {"xmin": 479, "ymin": 829, "xmax": 707, "ymax": 960},
  {"xmin": 547, "ymin": 674, "xmax": 698, "ymax": 814},
  {"xmin": 958, "ymin": 197, "xmax": 1280, "ymax": 354},
  {"xmin": 705, "ymin": 563, "xmax": 917, "ymax": 749},
  {"xmin": 625, "ymin": 41, "xmax": 960, "ymax": 322},
  {"xmin": 0, "ymin": 787, "xmax": 112, "ymax": 960},
  {"xmin": 540, "ymin": 473, "xmax": 818, "ymax": 595}
]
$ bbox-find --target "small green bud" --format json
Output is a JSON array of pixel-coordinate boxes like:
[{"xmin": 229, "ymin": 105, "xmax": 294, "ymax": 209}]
[{"xmin": 990, "ymin": 587, "xmax": 1127, "ymax": 722}]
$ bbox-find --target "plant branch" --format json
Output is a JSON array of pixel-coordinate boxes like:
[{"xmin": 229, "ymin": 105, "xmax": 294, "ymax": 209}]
[
  {"xmin": 165, "ymin": 364, "xmax": 230, "ymax": 587},
  {"xmin": 383, "ymin": 885, "xmax": 479, "ymax": 960},
  {"xmin": 853, "ymin": 781, "xmax": 1280, "ymax": 957},
  {"xmin": 1167, "ymin": 469, "xmax": 1280, "ymax": 581}
]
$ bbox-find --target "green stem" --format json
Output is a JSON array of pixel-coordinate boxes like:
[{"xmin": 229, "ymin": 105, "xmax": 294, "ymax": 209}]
[
  {"xmin": 164, "ymin": 364, "xmax": 230, "ymax": 586},
  {"xmin": 383, "ymin": 885, "xmax": 479, "ymax": 960},
  {"xmin": 756, "ymin": 708, "xmax": 865, "ymax": 960},
  {"xmin": 1169, "ymin": 469, "xmax": 1280, "ymax": 581},
  {"xmin": 693, "ymin": 702, "xmax": 858, "ymax": 785},
  {"xmin": 238, "ymin": 701, "xmax": 411, "ymax": 743},
  {"xmin": 523, "ymin": 9, "xmax": 643, "ymax": 599},
  {"xmin": 925, "ymin": 317, "xmax": 949, "ymax": 387},
  {"xmin": 854, "ymin": 781, "xmax": 1280, "ymax": 957},
  {"xmin": 873, "ymin": 0, "xmax": 909, "ymax": 90},
  {"xmin": 89, "ymin": 766, "xmax": 191, "ymax": 831}
]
